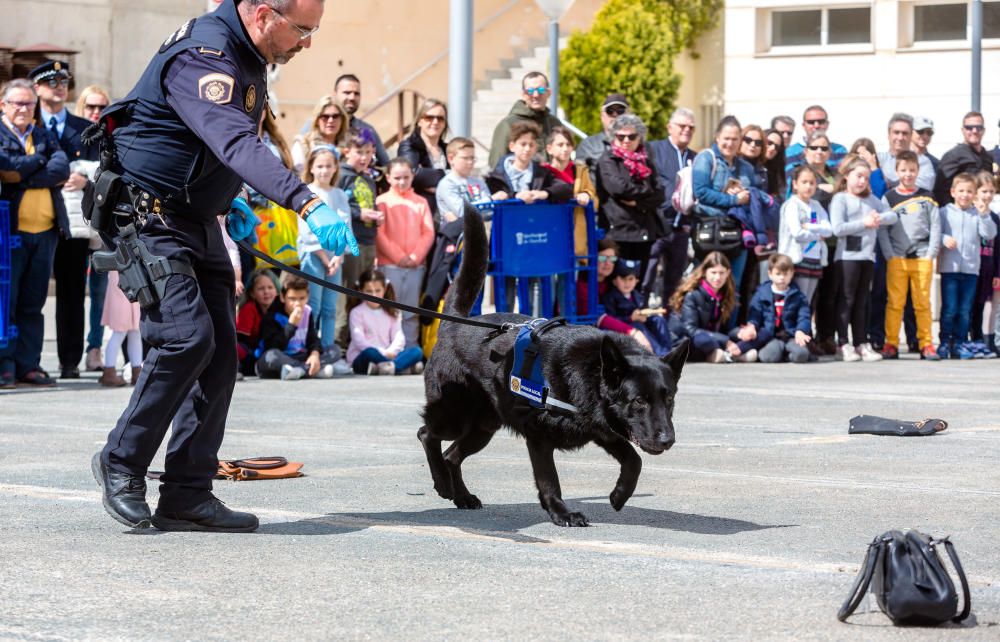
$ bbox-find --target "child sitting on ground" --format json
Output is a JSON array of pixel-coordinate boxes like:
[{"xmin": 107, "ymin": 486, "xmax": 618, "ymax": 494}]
[
  {"xmin": 600, "ymin": 258, "xmax": 673, "ymax": 357},
  {"xmin": 435, "ymin": 137, "xmax": 497, "ymax": 224},
  {"xmin": 938, "ymin": 172, "xmax": 998, "ymax": 359},
  {"xmin": 733, "ymin": 253, "xmax": 813, "ymax": 363},
  {"xmin": 877, "ymin": 150, "xmax": 940, "ymax": 360},
  {"xmin": 346, "ymin": 270, "xmax": 425, "ymax": 375},
  {"xmin": 255, "ymin": 274, "xmax": 341, "ymax": 380},
  {"xmin": 669, "ymin": 251, "xmax": 752, "ymax": 363},
  {"xmin": 376, "ymin": 157, "xmax": 435, "ymax": 348},
  {"xmin": 236, "ymin": 268, "xmax": 280, "ymax": 376}
]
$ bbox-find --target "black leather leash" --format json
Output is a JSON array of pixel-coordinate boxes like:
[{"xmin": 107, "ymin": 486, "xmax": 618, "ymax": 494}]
[{"xmin": 237, "ymin": 240, "xmax": 507, "ymax": 331}]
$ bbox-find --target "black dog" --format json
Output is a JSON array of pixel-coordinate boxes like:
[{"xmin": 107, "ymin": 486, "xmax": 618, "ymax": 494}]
[{"xmin": 418, "ymin": 206, "xmax": 687, "ymax": 526}]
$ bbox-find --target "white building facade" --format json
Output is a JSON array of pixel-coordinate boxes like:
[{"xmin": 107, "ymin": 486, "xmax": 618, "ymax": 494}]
[{"xmin": 723, "ymin": 0, "xmax": 1000, "ymax": 156}]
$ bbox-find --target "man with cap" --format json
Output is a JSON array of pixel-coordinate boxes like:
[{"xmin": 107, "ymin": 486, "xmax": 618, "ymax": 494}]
[
  {"xmin": 576, "ymin": 93, "xmax": 629, "ymax": 175},
  {"xmin": 487, "ymin": 71, "xmax": 563, "ymax": 168},
  {"xmin": 0, "ymin": 78, "xmax": 70, "ymax": 388},
  {"xmin": 912, "ymin": 116, "xmax": 939, "ymax": 175},
  {"xmin": 90, "ymin": 0, "xmax": 356, "ymax": 534},
  {"xmin": 29, "ymin": 60, "xmax": 100, "ymax": 380}
]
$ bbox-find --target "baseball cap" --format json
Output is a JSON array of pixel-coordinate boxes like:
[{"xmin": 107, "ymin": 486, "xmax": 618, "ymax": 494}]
[
  {"xmin": 602, "ymin": 93, "xmax": 629, "ymax": 110},
  {"xmin": 612, "ymin": 258, "xmax": 641, "ymax": 278},
  {"xmin": 913, "ymin": 116, "xmax": 934, "ymax": 132}
]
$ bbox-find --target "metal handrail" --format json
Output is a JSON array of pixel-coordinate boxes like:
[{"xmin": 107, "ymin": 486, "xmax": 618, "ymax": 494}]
[{"xmin": 557, "ymin": 117, "xmax": 587, "ymax": 140}]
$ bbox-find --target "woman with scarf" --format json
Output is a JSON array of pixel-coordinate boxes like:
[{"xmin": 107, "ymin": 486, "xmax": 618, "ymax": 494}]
[{"xmin": 596, "ymin": 113, "xmax": 666, "ymax": 282}]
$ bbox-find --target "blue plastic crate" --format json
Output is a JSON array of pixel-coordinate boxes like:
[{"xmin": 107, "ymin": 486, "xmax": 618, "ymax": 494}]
[{"xmin": 0, "ymin": 200, "xmax": 11, "ymax": 349}]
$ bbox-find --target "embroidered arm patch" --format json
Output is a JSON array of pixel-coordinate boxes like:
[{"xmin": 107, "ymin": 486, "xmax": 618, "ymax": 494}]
[{"xmin": 198, "ymin": 73, "xmax": 235, "ymax": 104}]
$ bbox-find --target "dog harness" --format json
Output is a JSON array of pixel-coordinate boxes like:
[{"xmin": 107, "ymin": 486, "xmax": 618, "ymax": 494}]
[{"xmin": 496, "ymin": 318, "xmax": 578, "ymax": 414}]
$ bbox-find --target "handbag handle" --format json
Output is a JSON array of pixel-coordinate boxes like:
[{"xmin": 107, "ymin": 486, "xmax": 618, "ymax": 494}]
[
  {"xmin": 938, "ymin": 538, "xmax": 971, "ymax": 622},
  {"xmin": 837, "ymin": 538, "xmax": 882, "ymax": 622}
]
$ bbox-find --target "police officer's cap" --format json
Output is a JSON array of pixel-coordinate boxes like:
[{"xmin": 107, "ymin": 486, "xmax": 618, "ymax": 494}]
[{"xmin": 28, "ymin": 60, "xmax": 71, "ymax": 84}]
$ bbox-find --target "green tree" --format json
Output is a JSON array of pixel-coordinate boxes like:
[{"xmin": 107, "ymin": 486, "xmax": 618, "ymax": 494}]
[{"xmin": 560, "ymin": 0, "xmax": 722, "ymax": 136}]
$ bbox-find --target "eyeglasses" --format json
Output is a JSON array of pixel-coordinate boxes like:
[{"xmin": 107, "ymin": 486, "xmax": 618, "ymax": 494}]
[
  {"xmin": 4, "ymin": 100, "xmax": 35, "ymax": 110},
  {"xmin": 43, "ymin": 78, "xmax": 70, "ymax": 89},
  {"xmin": 964, "ymin": 124, "xmax": 985, "ymax": 132},
  {"xmin": 270, "ymin": 6, "xmax": 320, "ymax": 40},
  {"xmin": 672, "ymin": 123, "xmax": 695, "ymax": 131},
  {"xmin": 742, "ymin": 136, "xmax": 763, "ymax": 147},
  {"xmin": 604, "ymin": 105, "xmax": 626, "ymax": 117},
  {"xmin": 766, "ymin": 140, "xmax": 780, "ymax": 148},
  {"xmin": 615, "ymin": 133, "xmax": 639, "ymax": 142},
  {"xmin": 318, "ymin": 113, "xmax": 341, "ymax": 121},
  {"xmin": 523, "ymin": 87, "xmax": 548, "ymax": 96},
  {"xmin": 807, "ymin": 145, "xmax": 830, "ymax": 152},
  {"xmin": 916, "ymin": 129, "xmax": 934, "ymax": 136},
  {"xmin": 597, "ymin": 255, "xmax": 618, "ymax": 264},
  {"xmin": 422, "ymin": 114, "xmax": 447, "ymax": 123},
  {"xmin": 804, "ymin": 118, "xmax": 828, "ymax": 126},
  {"xmin": 83, "ymin": 102, "xmax": 108, "ymax": 111}
]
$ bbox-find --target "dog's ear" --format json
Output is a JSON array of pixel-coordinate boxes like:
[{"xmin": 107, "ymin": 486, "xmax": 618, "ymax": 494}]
[
  {"xmin": 662, "ymin": 338, "xmax": 689, "ymax": 379},
  {"xmin": 601, "ymin": 335, "xmax": 631, "ymax": 392}
]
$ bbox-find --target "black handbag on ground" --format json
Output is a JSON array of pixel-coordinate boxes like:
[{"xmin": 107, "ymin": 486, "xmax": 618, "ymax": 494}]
[
  {"xmin": 838, "ymin": 530, "xmax": 971, "ymax": 626},
  {"xmin": 848, "ymin": 415, "xmax": 948, "ymax": 436},
  {"xmin": 692, "ymin": 214, "xmax": 743, "ymax": 255}
]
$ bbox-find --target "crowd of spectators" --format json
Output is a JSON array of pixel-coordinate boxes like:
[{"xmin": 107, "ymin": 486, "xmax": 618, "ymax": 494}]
[{"xmin": 3, "ymin": 62, "xmax": 1000, "ymax": 389}]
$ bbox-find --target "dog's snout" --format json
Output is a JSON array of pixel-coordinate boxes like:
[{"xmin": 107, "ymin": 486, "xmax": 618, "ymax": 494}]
[{"xmin": 657, "ymin": 429, "xmax": 675, "ymax": 450}]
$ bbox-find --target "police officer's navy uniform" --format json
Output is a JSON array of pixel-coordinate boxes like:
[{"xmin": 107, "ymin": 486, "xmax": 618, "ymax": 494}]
[{"xmin": 95, "ymin": 0, "xmax": 319, "ymax": 528}]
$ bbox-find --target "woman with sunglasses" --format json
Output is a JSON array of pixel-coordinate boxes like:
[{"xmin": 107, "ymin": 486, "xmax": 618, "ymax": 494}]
[
  {"xmin": 763, "ymin": 129, "xmax": 786, "ymax": 203},
  {"xmin": 397, "ymin": 98, "xmax": 449, "ymax": 222},
  {"xmin": 74, "ymin": 85, "xmax": 110, "ymax": 124},
  {"xmin": 595, "ymin": 113, "xmax": 665, "ymax": 282},
  {"xmin": 739, "ymin": 125, "xmax": 768, "ymax": 191},
  {"xmin": 291, "ymin": 95, "xmax": 348, "ymax": 174},
  {"xmin": 801, "ymin": 132, "xmax": 837, "ymax": 211}
]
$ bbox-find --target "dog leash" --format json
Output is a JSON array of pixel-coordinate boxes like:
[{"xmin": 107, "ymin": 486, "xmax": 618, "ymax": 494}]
[{"xmin": 237, "ymin": 240, "xmax": 508, "ymax": 331}]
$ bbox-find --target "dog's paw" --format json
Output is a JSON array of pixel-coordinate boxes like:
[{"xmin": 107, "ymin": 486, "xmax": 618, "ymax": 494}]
[
  {"xmin": 550, "ymin": 511, "xmax": 590, "ymax": 527},
  {"xmin": 454, "ymin": 494, "xmax": 482, "ymax": 509},
  {"xmin": 609, "ymin": 487, "xmax": 631, "ymax": 511}
]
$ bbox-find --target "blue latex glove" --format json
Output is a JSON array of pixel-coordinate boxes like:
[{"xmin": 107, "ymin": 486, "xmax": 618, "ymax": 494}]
[
  {"xmin": 306, "ymin": 201, "xmax": 360, "ymax": 256},
  {"xmin": 226, "ymin": 197, "xmax": 260, "ymax": 244}
]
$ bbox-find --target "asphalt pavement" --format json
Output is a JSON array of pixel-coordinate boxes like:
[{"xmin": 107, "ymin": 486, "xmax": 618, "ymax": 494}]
[{"xmin": 1, "ymin": 311, "xmax": 999, "ymax": 640}]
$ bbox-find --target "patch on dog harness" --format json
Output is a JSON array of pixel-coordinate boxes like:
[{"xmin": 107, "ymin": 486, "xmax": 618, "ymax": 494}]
[{"xmin": 509, "ymin": 318, "xmax": 578, "ymax": 414}]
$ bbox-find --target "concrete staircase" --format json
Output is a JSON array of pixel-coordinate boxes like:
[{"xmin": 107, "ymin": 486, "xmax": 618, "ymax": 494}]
[{"xmin": 471, "ymin": 39, "xmax": 569, "ymax": 169}]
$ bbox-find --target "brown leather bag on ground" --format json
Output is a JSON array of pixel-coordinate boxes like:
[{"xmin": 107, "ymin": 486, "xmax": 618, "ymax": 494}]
[{"xmin": 215, "ymin": 457, "xmax": 304, "ymax": 481}]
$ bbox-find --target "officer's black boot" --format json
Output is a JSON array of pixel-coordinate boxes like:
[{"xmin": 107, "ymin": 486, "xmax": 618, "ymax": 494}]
[
  {"xmin": 151, "ymin": 495, "xmax": 259, "ymax": 533},
  {"xmin": 91, "ymin": 452, "xmax": 152, "ymax": 528}
]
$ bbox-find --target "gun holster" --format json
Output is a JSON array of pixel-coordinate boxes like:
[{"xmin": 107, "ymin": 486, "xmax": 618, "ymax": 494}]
[
  {"xmin": 91, "ymin": 223, "xmax": 195, "ymax": 309},
  {"xmin": 82, "ymin": 167, "xmax": 124, "ymax": 235}
]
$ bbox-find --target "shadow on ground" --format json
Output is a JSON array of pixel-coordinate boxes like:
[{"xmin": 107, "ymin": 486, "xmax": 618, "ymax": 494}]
[{"xmin": 256, "ymin": 495, "xmax": 794, "ymax": 542}]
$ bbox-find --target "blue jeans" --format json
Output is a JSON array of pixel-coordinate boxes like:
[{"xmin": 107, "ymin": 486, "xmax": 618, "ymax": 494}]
[
  {"xmin": 633, "ymin": 315, "xmax": 673, "ymax": 357},
  {"xmin": 87, "ymin": 258, "xmax": 108, "ymax": 351},
  {"xmin": 351, "ymin": 346, "xmax": 423, "ymax": 374},
  {"xmin": 300, "ymin": 251, "xmax": 340, "ymax": 350},
  {"xmin": 0, "ymin": 228, "xmax": 58, "ymax": 377},
  {"xmin": 939, "ymin": 273, "xmax": 978, "ymax": 345}
]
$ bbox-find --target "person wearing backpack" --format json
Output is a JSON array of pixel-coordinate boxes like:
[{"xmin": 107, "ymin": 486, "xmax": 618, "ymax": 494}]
[
  {"xmin": 648, "ymin": 107, "xmax": 698, "ymax": 302},
  {"xmin": 691, "ymin": 115, "xmax": 756, "ymax": 291}
]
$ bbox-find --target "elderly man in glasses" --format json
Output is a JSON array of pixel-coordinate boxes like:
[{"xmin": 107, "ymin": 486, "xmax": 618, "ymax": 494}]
[
  {"xmin": 0, "ymin": 78, "xmax": 70, "ymax": 389},
  {"xmin": 487, "ymin": 71, "xmax": 563, "ymax": 168},
  {"xmin": 933, "ymin": 111, "xmax": 995, "ymax": 205},
  {"xmin": 28, "ymin": 60, "xmax": 101, "ymax": 381},
  {"xmin": 782, "ymin": 104, "xmax": 848, "ymax": 196},
  {"xmin": 576, "ymin": 93, "xmax": 630, "ymax": 174}
]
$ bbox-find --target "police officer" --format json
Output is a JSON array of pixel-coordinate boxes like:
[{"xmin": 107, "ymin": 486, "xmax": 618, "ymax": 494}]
[{"xmin": 92, "ymin": 0, "xmax": 356, "ymax": 532}]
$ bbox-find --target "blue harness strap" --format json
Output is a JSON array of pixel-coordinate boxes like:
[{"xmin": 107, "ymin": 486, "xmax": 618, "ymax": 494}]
[{"xmin": 508, "ymin": 318, "xmax": 578, "ymax": 414}]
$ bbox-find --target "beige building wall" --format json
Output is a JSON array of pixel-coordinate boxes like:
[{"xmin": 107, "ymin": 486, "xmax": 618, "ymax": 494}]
[{"xmin": 723, "ymin": 0, "xmax": 999, "ymax": 156}]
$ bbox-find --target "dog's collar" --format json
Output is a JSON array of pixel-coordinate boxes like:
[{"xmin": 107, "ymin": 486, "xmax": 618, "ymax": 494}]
[{"xmin": 505, "ymin": 318, "xmax": 578, "ymax": 414}]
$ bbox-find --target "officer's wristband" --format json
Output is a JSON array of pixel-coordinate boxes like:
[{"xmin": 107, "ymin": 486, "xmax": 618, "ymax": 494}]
[{"xmin": 299, "ymin": 196, "xmax": 324, "ymax": 220}]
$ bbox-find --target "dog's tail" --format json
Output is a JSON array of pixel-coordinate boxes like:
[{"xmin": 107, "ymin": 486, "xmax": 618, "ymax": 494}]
[{"xmin": 443, "ymin": 203, "xmax": 489, "ymax": 318}]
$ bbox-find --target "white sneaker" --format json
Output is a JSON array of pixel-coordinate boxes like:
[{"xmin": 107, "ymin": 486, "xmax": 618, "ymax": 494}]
[
  {"xmin": 366, "ymin": 362, "xmax": 379, "ymax": 376},
  {"xmin": 280, "ymin": 364, "xmax": 306, "ymax": 380},
  {"xmin": 837, "ymin": 344, "xmax": 861, "ymax": 362},
  {"xmin": 85, "ymin": 347, "xmax": 103, "ymax": 372},
  {"xmin": 707, "ymin": 349, "xmax": 728, "ymax": 364},
  {"xmin": 737, "ymin": 349, "xmax": 758, "ymax": 363},
  {"xmin": 332, "ymin": 359, "xmax": 353, "ymax": 375},
  {"xmin": 315, "ymin": 364, "xmax": 334, "ymax": 379},
  {"xmin": 411, "ymin": 361, "xmax": 425, "ymax": 375},
  {"xmin": 377, "ymin": 361, "xmax": 396, "ymax": 376},
  {"xmin": 858, "ymin": 343, "xmax": 883, "ymax": 362}
]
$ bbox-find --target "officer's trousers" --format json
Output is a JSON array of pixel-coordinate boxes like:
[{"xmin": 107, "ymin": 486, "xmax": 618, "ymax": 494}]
[{"xmin": 101, "ymin": 214, "xmax": 236, "ymax": 510}]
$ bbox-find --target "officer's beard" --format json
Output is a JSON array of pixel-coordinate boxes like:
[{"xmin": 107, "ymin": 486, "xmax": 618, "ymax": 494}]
[{"xmin": 267, "ymin": 33, "xmax": 302, "ymax": 65}]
